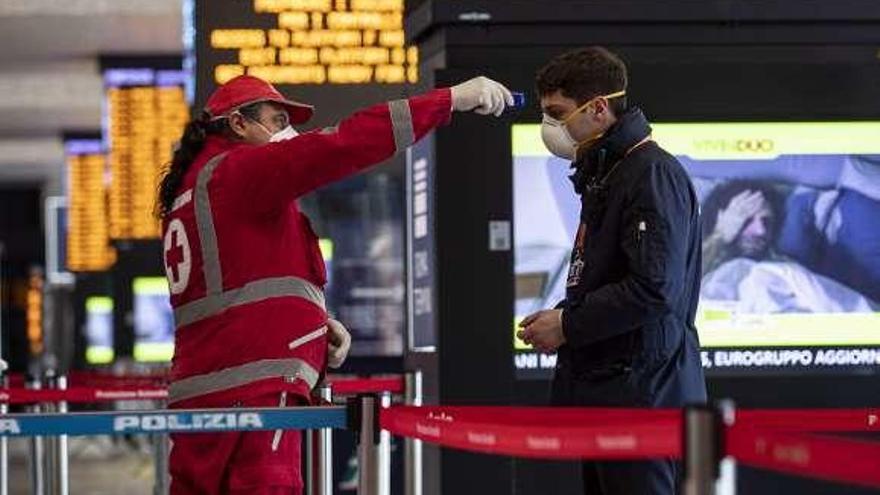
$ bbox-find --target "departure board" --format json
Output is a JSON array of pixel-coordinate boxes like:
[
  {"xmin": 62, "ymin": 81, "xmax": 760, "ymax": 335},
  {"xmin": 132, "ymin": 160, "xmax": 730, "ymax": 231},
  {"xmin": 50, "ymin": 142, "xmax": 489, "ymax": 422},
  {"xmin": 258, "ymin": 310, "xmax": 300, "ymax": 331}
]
[
  {"xmin": 104, "ymin": 69, "xmax": 188, "ymax": 240},
  {"xmin": 65, "ymin": 139, "xmax": 117, "ymax": 272},
  {"xmin": 202, "ymin": 0, "xmax": 417, "ymax": 86}
]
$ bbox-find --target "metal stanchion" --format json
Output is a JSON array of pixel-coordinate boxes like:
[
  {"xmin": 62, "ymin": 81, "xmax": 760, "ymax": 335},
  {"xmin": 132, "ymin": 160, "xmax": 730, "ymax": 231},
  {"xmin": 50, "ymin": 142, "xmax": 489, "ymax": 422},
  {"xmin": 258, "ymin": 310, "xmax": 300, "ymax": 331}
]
[
  {"xmin": 49, "ymin": 374, "xmax": 69, "ymax": 495},
  {"xmin": 404, "ymin": 370, "xmax": 423, "ymax": 495},
  {"xmin": 305, "ymin": 384, "xmax": 333, "ymax": 495},
  {"xmin": 0, "ymin": 243, "xmax": 7, "ymax": 495},
  {"xmin": 355, "ymin": 394, "xmax": 390, "ymax": 495},
  {"xmin": 43, "ymin": 372, "xmax": 62, "ymax": 495},
  {"xmin": 0, "ymin": 375, "xmax": 8, "ymax": 495},
  {"xmin": 682, "ymin": 405, "xmax": 722, "ymax": 495},
  {"xmin": 27, "ymin": 376, "xmax": 46, "ymax": 495},
  {"xmin": 44, "ymin": 373, "xmax": 56, "ymax": 495},
  {"xmin": 715, "ymin": 401, "xmax": 736, "ymax": 495},
  {"xmin": 378, "ymin": 391, "xmax": 392, "ymax": 493},
  {"xmin": 153, "ymin": 400, "xmax": 170, "ymax": 495}
]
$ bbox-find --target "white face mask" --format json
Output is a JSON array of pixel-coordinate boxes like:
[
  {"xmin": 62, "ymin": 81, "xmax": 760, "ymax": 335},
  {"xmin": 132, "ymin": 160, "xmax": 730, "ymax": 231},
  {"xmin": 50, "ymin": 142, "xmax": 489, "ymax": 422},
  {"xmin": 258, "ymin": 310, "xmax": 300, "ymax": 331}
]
[
  {"xmin": 267, "ymin": 125, "xmax": 298, "ymax": 142},
  {"xmin": 239, "ymin": 111, "xmax": 299, "ymax": 142},
  {"xmin": 540, "ymin": 90, "xmax": 627, "ymax": 161},
  {"xmin": 541, "ymin": 114, "xmax": 580, "ymax": 161}
]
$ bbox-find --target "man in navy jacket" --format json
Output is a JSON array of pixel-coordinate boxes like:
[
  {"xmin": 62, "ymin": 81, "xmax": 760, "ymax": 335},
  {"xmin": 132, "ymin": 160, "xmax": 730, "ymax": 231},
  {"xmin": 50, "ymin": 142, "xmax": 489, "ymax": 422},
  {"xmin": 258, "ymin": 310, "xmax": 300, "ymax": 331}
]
[{"xmin": 519, "ymin": 46, "xmax": 707, "ymax": 495}]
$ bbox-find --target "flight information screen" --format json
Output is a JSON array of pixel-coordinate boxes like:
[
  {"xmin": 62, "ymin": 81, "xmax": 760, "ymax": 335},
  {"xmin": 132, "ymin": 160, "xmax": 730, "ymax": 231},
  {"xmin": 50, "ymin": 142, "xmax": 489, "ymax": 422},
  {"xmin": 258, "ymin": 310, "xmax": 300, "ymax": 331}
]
[
  {"xmin": 65, "ymin": 139, "xmax": 116, "ymax": 272},
  {"xmin": 197, "ymin": 0, "xmax": 417, "ymax": 87},
  {"xmin": 104, "ymin": 68, "xmax": 188, "ymax": 240}
]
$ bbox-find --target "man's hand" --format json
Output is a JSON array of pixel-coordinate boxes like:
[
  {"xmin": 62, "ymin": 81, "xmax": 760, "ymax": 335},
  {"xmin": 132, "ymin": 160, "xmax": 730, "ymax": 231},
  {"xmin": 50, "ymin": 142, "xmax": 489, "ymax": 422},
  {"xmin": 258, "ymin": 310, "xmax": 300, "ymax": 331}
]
[
  {"xmin": 327, "ymin": 319, "xmax": 352, "ymax": 369},
  {"xmin": 451, "ymin": 76, "xmax": 514, "ymax": 117},
  {"xmin": 714, "ymin": 190, "xmax": 764, "ymax": 243},
  {"xmin": 517, "ymin": 309, "xmax": 566, "ymax": 353}
]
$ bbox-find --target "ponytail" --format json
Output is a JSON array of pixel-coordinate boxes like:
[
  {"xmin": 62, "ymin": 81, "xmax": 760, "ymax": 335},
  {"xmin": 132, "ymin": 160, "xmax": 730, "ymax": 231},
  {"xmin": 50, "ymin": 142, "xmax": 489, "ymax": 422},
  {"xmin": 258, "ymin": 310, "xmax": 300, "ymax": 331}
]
[
  {"xmin": 156, "ymin": 102, "xmax": 266, "ymax": 218},
  {"xmin": 157, "ymin": 112, "xmax": 211, "ymax": 218}
]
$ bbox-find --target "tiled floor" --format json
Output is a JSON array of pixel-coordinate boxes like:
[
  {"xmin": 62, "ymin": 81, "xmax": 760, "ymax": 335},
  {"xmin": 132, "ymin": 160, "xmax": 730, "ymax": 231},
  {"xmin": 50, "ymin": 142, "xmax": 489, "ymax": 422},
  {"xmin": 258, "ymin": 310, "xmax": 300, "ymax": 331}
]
[{"xmin": 7, "ymin": 436, "xmax": 157, "ymax": 495}]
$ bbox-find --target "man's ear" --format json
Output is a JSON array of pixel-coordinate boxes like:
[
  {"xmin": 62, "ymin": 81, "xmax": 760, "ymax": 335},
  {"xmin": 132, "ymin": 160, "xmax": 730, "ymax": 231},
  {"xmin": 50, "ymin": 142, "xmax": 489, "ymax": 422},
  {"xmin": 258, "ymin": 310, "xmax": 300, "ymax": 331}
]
[{"xmin": 592, "ymin": 98, "xmax": 611, "ymax": 120}]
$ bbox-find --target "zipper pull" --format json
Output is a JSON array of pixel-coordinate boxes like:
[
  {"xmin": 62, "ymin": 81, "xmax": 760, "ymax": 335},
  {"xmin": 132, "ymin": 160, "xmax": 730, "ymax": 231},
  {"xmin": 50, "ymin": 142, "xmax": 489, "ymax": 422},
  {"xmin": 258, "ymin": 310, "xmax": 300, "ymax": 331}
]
[{"xmin": 637, "ymin": 220, "xmax": 647, "ymax": 242}]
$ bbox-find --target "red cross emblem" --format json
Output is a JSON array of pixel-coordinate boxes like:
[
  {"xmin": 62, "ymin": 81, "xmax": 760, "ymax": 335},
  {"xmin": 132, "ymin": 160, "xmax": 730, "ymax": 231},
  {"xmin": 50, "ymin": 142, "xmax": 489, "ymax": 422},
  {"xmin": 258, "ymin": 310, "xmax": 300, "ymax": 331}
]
[{"xmin": 163, "ymin": 219, "xmax": 191, "ymax": 294}]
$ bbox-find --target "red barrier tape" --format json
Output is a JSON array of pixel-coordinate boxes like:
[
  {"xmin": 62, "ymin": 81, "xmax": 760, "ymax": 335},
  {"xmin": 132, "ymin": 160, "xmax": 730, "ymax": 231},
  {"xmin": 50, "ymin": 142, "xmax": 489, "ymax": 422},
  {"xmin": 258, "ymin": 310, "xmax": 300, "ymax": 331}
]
[
  {"xmin": 380, "ymin": 406, "xmax": 681, "ymax": 460},
  {"xmin": 5, "ymin": 373, "xmax": 405, "ymax": 395},
  {"xmin": 736, "ymin": 408, "xmax": 880, "ymax": 432},
  {"xmin": 0, "ymin": 387, "xmax": 168, "ymax": 405},
  {"xmin": 327, "ymin": 376, "xmax": 404, "ymax": 395},
  {"xmin": 0, "ymin": 375, "xmax": 403, "ymax": 405},
  {"xmin": 5, "ymin": 371, "xmax": 168, "ymax": 389},
  {"xmin": 727, "ymin": 426, "xmax": 880, "ymax": 489}
]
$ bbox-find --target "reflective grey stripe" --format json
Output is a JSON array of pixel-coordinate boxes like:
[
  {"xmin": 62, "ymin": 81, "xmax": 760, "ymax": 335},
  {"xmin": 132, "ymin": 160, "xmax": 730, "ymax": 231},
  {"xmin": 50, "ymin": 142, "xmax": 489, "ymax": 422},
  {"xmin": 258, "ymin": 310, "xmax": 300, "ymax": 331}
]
[
  {"xmin": 289, "ymin": 325, "xmax": 327, "ymax": 350},
  {"xmin": 271, "ymin": 391, "xmax": 287, "ymax": 451},
  {"xmin": 168, "ymin": 358, "xmax": 320, "ymax": 404},
  {"xmin": 388, "ymin": 99, "xmax": 414, "ymax": 153},
  {"xmin": 174, "ymin": 276, "xmax": 325, "ymax": 327},
  {"xmin": 171, "ymin": 189, "xmax": 192, "ymax": 212},
  {"xmin": 195, "ymin": 153, "xmax": 227, "ymax": 296}
]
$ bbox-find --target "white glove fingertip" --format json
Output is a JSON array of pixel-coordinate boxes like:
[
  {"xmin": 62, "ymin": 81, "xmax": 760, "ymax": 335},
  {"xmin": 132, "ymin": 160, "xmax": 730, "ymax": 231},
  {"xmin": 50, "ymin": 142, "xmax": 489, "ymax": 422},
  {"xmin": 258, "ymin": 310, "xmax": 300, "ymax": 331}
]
[{"xmin": 504, "ymin": 87, "xmax": 515, "ymax": 107}]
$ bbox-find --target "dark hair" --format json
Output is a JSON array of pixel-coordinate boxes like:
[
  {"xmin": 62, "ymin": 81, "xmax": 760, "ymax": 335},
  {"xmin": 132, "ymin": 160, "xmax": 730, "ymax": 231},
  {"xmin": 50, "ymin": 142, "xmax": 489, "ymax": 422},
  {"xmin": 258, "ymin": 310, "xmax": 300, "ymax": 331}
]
[
  {"xmin": 535, "ymin": 46, "xmax": 628, "ymax": 116},
  {"xmin": 157, "ymin": 103, "xmax": 264, "ymax": 218},
  {"xmin": 701, "ymin": 180, "xmax": 785, "ymax": 241}
]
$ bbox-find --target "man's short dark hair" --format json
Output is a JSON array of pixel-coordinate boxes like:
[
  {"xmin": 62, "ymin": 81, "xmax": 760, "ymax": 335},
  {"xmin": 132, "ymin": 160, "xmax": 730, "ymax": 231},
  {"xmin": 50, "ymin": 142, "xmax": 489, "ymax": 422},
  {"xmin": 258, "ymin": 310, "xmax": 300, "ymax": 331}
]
[
  {"xmin": 535, "ymin": 46, "xmax": 628, "ymax": 116},
  {"xmin": 701, "ymin": 180, "xmax": 785, "ymax": 242}
]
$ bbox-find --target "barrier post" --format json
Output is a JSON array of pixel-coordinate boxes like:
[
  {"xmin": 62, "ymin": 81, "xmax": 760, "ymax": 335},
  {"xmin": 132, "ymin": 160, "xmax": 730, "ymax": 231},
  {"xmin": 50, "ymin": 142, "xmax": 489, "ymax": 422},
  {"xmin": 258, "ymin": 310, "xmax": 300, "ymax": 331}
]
[
  {"xmin": 306, "ymin": 383, "xmax": 333, "ymax": 495},
  {"xmin": 682, "ymin": 405, "xmax": 722, "ymax": 495},
  {"xmin": 153, "ymin": 399, "xmax": 170, "ymax": 495},
  {"xmin": 378, "ymin": 391, "xmax": 392, "ymax": 492},
  {"xmin": 715, "ymin": 400, "xmax": 736, "ymax": 495},
  {"xmin": 317, "ymin": 384, "xmax": 334, "ymax": 495},
  {"xmin": 0, "ymin": 243, "xmax": 7, "ymax": 495},
  {"xmin": 404, "ymin": 370, "xmax": 423, "ymax": 495},
  {"xmin": 0, "ymin": 375, "xmax": 7, "ymax": 495},
  {"xmin": 43, "ymin": 372, "xmax": 59, "ymax": 495},
  {"xmin": 354, "ymin": 394, "xmax": 389, "ymax": 495},
  {"xmin": 47, "ymin": 374, "xmax": 69, "ymax": 495},
  {"xmin": 27, "ymin": 375, "xmax": 46, "ymax": 495}
]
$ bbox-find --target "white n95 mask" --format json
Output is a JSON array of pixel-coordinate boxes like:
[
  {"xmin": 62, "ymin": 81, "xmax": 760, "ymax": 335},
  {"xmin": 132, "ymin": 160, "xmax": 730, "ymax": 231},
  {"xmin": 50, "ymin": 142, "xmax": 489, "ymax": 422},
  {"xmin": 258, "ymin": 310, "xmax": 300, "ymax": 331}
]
[
  {"xmin": 541, "ymin": 114, "xmax": 580, "ymax": 161},
  {"xmin": 540, "ymin": 90, "xmax": 627, "ymax": 161}
]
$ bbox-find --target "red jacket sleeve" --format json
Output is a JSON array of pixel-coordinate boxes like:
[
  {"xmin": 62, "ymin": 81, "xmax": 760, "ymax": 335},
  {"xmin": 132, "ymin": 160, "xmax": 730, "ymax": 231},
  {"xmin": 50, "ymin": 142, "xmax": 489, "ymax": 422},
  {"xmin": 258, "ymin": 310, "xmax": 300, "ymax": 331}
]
[{"xmin": 224, "ymin": 88, "xmax": 452, "ymax": 214}]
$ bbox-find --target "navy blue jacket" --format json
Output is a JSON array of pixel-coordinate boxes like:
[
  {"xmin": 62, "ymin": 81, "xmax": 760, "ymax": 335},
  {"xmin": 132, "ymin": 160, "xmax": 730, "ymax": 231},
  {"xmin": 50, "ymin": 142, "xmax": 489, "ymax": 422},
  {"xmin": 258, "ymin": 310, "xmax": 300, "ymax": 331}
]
[{"xmin": 551, "ymin": 108, "xmax": 707, "ymax": 408}]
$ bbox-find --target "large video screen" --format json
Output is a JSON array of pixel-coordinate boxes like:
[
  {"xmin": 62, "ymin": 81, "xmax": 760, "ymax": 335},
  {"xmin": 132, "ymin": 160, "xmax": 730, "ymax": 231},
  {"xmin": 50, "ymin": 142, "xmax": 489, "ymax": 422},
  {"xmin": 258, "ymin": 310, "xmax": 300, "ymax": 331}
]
[
  {"xmin": 132, "ymin": 277, "xmax": 175, "ymax": 363},
  {"xmin": 513, "ymin": 122, "xmax": 880, "ymax": 377}
]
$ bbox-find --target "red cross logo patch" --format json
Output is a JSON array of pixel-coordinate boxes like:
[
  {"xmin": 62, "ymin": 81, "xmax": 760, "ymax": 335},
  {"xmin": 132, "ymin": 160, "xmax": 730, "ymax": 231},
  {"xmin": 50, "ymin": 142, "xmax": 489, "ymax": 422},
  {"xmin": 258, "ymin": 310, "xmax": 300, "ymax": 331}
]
[{"xmin": 163, "ymin": 219, "xmax": 191, "ymax": 295}]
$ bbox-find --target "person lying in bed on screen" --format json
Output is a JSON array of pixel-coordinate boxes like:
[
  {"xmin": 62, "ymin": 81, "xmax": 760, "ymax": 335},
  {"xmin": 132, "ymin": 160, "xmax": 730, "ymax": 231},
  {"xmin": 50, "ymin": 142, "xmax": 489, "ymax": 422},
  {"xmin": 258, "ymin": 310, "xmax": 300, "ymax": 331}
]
[{"xmin": 700, "ymin": 180, "xmax": 875, "ymax": 313}]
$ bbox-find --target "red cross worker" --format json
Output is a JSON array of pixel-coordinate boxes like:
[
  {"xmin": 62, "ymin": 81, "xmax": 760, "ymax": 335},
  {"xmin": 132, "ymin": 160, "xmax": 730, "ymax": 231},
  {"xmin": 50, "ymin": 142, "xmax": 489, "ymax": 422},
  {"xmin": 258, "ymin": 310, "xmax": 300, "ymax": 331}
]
[{"xmin": 156, "ymin": 74, "xmax": 513, "ymax": 495}]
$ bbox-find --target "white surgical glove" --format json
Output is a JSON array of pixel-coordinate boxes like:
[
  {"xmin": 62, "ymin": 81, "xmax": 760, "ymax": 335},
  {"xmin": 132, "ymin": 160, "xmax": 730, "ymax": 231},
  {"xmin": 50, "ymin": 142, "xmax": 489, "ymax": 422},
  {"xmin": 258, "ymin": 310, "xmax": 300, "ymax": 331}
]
[
  {"xmin": 451, "ymin": 76, "xmax": 515, "ymax": 117},
  {"xmin": 327, "ymin": 319, "xmax": 352, "ymax": 369},
  {"xmin": 0, "ymin": 358, "xmax": 6, "ymax": 373}
]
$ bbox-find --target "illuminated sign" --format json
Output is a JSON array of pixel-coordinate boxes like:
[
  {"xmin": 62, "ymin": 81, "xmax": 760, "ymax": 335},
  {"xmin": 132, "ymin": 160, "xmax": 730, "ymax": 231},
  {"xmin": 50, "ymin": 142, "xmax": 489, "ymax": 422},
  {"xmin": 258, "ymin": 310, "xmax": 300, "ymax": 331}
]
[
  {"xmin": 513, "ymin": 122, "xmax": 880, "ymax": 160},
  {"xmin": 105, "ymin": 69, "xmax": 188, "ymax": 240},
  {"xmin": 65, "ymin": 139, "xmax": 117, "ymax": 271},
  {"xmin": 206, "ymin": 0, "xmax": 418, "ymax": 85},
  {"xmin": 26, "ymin": 270, "xmax": 43, "ymax": 356}
]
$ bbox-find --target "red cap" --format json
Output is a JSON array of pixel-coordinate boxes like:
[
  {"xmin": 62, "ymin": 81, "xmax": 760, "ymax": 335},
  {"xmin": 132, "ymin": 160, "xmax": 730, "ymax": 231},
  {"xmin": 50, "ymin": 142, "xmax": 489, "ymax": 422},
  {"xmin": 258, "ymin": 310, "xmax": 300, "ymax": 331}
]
[{"xmin": 204, "ymin": 75, "xmax": 313, "ymax": 124}]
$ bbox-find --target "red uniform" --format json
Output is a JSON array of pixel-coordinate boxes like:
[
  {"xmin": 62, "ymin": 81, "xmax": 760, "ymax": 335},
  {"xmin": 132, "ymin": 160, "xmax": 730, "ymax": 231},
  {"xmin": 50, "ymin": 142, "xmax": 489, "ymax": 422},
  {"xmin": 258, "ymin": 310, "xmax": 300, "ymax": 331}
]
[{"xmin": 162, "ymin": 87, "xmax": 452, "ymax": 494}]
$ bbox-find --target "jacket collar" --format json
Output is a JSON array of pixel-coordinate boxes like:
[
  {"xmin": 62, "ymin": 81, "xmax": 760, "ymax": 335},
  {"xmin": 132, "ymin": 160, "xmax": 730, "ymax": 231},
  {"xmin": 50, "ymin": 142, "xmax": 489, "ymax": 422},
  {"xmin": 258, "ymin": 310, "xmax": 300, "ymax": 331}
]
[{"xmin": 570, "ymin": 107, "xmax": 652, "ymax": 195}]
